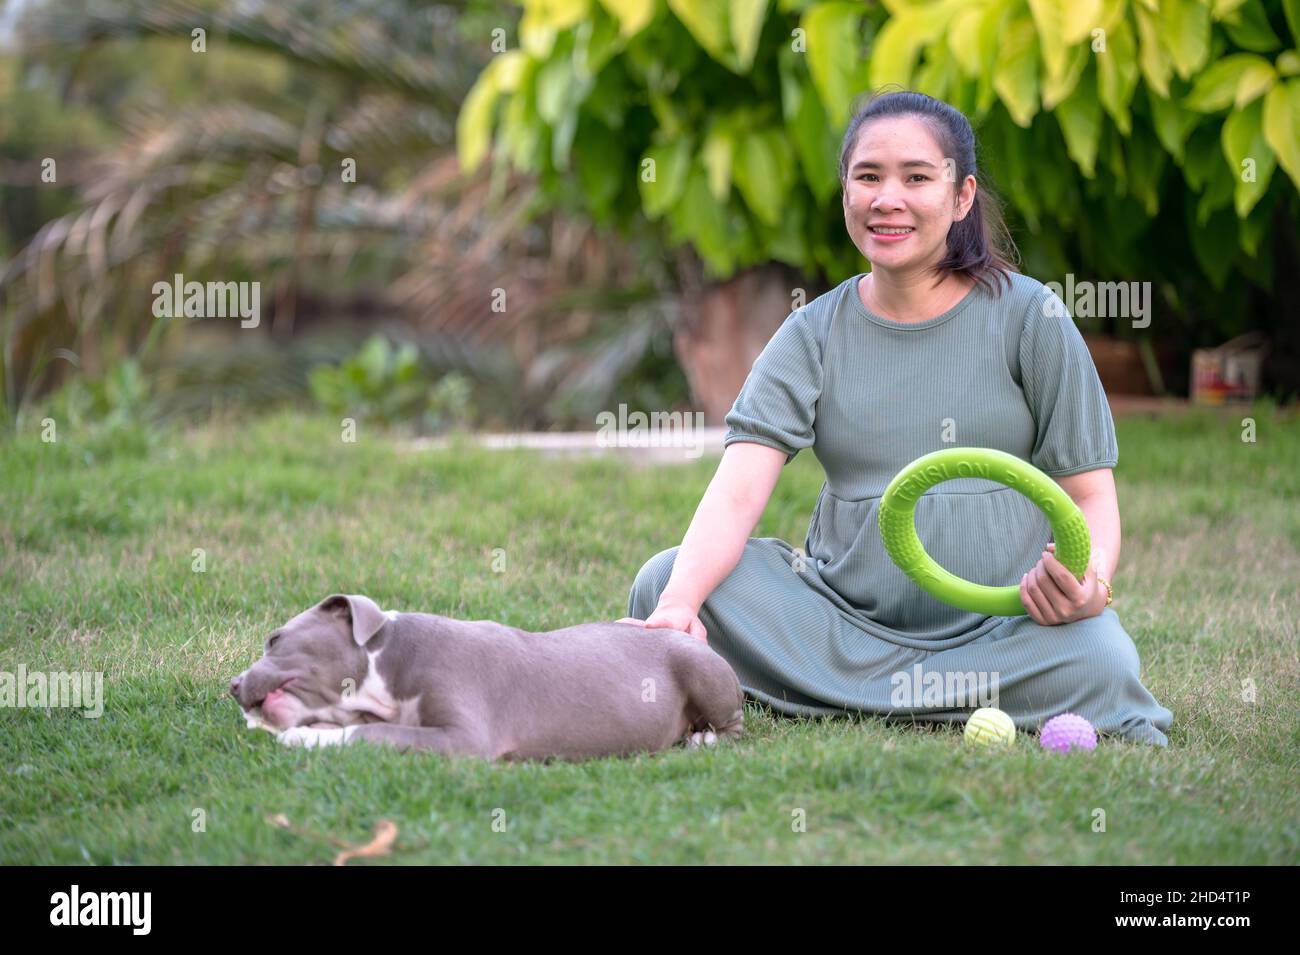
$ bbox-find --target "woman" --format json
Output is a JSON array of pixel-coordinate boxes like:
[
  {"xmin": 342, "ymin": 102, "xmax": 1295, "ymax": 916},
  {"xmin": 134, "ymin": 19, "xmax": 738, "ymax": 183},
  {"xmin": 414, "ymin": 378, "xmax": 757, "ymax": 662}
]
[{"xmin": 621, "ymin": 90, "xmax": 1173, "ymax": 746}]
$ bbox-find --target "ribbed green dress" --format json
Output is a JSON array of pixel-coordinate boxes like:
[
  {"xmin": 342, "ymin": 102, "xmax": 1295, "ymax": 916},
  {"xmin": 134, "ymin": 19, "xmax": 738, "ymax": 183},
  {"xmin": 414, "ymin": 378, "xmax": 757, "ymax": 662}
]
[{"xmin": 627, "ymin": 270, "xmax": 1173, "ymax": 746}]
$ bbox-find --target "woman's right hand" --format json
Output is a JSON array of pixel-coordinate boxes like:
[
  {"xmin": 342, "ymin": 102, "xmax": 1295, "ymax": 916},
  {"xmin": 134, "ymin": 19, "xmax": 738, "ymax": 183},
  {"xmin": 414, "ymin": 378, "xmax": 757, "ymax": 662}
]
[{"xmin": 616, "ymin": 602, "xmax": 708, "ymax": 644}]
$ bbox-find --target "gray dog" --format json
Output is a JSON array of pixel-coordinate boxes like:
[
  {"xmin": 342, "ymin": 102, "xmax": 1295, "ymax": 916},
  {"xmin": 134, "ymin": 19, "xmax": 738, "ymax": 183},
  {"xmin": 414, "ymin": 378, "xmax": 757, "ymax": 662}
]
[{"xmin": 229, "ymin": 594, "xmax": 744, "ymax": 761}]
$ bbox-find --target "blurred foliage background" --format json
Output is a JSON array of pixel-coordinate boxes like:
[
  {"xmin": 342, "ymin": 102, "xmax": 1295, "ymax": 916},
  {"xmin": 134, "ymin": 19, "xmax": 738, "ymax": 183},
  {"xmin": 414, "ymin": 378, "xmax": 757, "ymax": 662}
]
[{"xmin": 1, "ymin": 0, "xmax": 1298, "ymax": 437}]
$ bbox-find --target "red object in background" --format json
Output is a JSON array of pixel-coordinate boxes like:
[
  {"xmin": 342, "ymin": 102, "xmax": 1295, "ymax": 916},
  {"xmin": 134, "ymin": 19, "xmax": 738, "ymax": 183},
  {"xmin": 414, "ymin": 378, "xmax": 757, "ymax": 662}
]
[{"xmin": 1191, "ymin": 332, "xmax": 1266, "ymax": 406}]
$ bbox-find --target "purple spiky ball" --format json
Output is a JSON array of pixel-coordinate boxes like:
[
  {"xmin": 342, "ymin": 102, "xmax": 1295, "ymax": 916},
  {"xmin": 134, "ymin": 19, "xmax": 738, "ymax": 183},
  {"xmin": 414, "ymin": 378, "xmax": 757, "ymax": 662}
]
[{"xmin": 1039, "ymin": 713, "xmax": 1097, "ymax": 753}]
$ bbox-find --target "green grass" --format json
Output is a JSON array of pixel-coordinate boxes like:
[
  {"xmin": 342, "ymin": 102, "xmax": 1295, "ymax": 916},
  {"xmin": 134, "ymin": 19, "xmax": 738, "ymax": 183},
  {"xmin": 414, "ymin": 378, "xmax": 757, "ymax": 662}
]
[{"xmin": 1, "ymin": 406, "xmax": 1297, "ymax": 864}]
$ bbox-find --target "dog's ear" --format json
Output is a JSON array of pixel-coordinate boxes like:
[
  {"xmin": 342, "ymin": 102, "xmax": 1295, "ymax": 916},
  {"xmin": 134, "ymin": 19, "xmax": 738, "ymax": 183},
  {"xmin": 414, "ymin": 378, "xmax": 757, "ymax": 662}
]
[{"xmin": 317, "ymin": 594, "xmax": 388, "ymax": 646}]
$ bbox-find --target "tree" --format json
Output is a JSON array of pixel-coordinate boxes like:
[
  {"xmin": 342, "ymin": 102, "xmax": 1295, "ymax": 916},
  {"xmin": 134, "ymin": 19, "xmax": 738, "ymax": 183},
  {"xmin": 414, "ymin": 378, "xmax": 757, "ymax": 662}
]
[{"xmin": 461, "ymin": 0, "xmax": 1300, "ymax": 402}]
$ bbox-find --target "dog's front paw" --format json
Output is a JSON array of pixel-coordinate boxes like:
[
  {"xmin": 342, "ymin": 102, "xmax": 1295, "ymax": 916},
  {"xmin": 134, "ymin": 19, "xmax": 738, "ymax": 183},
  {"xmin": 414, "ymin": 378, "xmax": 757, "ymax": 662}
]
[{"xmin": 277, "ymin": 726, "xmax": 355, "ymax": 749}]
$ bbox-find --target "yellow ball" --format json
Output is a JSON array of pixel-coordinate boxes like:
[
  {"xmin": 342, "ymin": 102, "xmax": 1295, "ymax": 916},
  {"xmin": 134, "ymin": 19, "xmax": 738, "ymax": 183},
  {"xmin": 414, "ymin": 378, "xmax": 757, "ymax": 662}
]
[{"xmin": 964, "ymin": 707, "xmax": 1016, "ymax": 747}]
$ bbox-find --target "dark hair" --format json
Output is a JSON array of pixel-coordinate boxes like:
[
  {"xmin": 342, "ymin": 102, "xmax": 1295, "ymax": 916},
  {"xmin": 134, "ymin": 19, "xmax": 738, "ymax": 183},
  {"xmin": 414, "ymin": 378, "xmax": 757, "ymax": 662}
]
[{"xmin": 838, "ymin": 89, "xmax": 1019, "ymax": 297}]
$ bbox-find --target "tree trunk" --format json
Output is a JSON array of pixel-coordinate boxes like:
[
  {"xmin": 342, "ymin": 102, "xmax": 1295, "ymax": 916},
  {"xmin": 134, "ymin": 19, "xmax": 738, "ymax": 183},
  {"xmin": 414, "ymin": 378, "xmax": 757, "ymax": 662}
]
[{"xmin": 671, "ymin": 261, "xmax": 827, "ymax": 425}]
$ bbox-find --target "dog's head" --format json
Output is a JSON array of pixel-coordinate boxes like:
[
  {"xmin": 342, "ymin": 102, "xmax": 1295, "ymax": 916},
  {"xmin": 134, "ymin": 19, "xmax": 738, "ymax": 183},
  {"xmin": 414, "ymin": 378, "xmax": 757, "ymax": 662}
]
[{"xmin": 230, "ymin": 594, "xmax": 391, "ymax": 732}]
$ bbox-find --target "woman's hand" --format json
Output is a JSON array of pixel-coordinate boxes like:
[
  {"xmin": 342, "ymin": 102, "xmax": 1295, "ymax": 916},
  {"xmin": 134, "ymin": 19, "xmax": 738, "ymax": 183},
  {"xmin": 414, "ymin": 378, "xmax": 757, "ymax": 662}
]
[
  {"xmin": 1019, "ymin": 542, "xmax": 1107, "ymax": 626},
  {"xmin": 616, "ymin": 602, "xmax": 708, "ymax": 643}
]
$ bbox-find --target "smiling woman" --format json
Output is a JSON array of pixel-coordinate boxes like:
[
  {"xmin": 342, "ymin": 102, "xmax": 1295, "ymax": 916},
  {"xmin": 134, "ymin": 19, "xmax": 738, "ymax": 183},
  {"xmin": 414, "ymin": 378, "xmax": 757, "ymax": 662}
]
[
  {"xmin": 626, "ymin": 90, "xmax": 1175, "ymax": 748},
  {"xmin": 838, "ymin": 90, "xmax": 1019, "ymax": 323}
]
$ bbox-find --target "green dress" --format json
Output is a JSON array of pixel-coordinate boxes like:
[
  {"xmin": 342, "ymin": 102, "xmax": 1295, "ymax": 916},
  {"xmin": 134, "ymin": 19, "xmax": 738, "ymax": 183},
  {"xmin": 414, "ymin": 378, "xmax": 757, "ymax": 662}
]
[{"xmin": 628, "ymin": 270, "xmax": 1173, "ymax": 746}]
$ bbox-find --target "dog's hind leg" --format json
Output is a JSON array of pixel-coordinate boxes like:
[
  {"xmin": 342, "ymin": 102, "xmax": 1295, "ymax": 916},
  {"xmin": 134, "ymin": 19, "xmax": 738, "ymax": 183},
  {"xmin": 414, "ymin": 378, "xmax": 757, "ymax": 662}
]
[{"xmin": 678, "ymin": 656, "xmax": 745, "ymax": 748}]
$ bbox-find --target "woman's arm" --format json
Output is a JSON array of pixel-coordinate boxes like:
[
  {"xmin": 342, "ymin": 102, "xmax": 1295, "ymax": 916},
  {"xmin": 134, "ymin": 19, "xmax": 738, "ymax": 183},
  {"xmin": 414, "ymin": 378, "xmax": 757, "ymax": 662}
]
[
  {"xmin": 1055, "ymin": 467, "xmax": 1120, "ymax": 581},
  {"xmin": 1022, "ymin": 465, "xmax": 1119, "ymax": 625},
  {"xmin": 654, "ymin": 441, "xmax": 787, "ymax": 616}
]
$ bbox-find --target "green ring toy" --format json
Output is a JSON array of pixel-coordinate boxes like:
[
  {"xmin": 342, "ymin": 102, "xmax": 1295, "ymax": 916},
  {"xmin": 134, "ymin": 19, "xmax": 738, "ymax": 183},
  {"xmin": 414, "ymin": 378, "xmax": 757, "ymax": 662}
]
[{"xmin": 878, "ymin": 447, "xmax": 1091, "ymax": 616}]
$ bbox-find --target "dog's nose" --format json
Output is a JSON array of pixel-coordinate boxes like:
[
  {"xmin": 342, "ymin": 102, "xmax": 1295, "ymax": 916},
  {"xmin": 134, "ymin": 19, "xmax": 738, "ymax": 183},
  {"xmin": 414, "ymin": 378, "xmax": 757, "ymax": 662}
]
[{"xmin": 229, "ymin": 676, "xmax": 242, "ymax": 698}]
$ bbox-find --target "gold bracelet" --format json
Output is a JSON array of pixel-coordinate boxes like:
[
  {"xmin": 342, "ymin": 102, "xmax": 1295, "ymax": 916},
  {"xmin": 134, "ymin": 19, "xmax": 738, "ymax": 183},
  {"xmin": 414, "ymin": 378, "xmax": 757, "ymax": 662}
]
[{"xmin": 1097, "ymin": 575, "xmax": 1113, "ymax": 606}]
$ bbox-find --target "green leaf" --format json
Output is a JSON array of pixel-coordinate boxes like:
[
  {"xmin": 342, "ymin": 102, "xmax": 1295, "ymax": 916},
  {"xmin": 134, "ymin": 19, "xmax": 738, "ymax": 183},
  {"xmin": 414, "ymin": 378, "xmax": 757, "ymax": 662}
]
[
  {"xmin": 1221, "ymin": 96, "xmax": 1277, "ymax": 217},
  {"xmin": 667, "ymin": 166, "xmax": 735, "ymax": 275},
  {"xmin": 778, "ymin": 40, "xmax": 804, "ymax": 120},
  {"xmin": 701, "ymin": 121, "xmax": 736, "ymax": 202},
  {"xmin": 358, "ymin": 336, "xmax": 390, "ymax": 385},
  {"xmin": 915, "ymin": 47, "xmax": 956, "ymax": 100},
  {"xmin": 536, "ymin": 44, "xmax": 575, "ymax": 125},
  {"xmin": 1187, "ymin": 203, "xmax": 1236, "ymax": 290},
  {"xmin": 1184, "ymin": 54, "xmax": 1272, "ymax": 111},
  {"xmin": 985, "ymin": 109, "xmax": 1040, "ymax": 229},
  {"xmin": 1161, "ymin": 0, "xmax": 1211, "ymax": 80},
  {"xmin": 733, "ymin": 128, "xmax": 795, "ymax": 225},
  {"xmin": 1237, "ymin": 177, "xmax": 1275, "ymax": 257},
  {"xmin": 667, "ymin": 0, "xmax": 739, "ymax": 72},
  {"xmin": 804, "ymin": 2, "xmax": 867, "ymax": 127},
  {"xmin": 1196, "ymin": 153, "xmax": 1234, "ymax": 221},
  {"xmin": 457, "ymin": 56, "xmax": 508, "ymax": 172},
  {"xmin": 524, "ymin": 0, "xmax": 594, "ymax": 31},
  {"xmin": 1147, "ymin": 86, "xmax": 1201, "ymax": 163},
  {"xmin": 1097, "ymin": 0, "xmax": 1127, "ymax": 33},
  {"xmin": 574, "ymin": 8, "xmax": 625, "ymax": 78},
  {"xmin": 1042, "ymin": 42, "xmax": 1089, "ymax": 110},
  {"xmin": 648, "ymin": 90, "xmax": 686, "ymax": 138},
  {"xmin": 520, "ymin": 0, "xmax": 592, "ymax": 57},
  {"xmin": 1029, "ymin": 0, "xmax": 1101, "ymax": 100},
  {"xmin": 789, "ymin": 74, "xmax": 842, "ymax": 204},
  {"xmin": 582, "ymin": 61, "xmax": 628, "ymax": 127},
  {"xmin": 1278, "ymin": 50, "xmax": 1300, "ymax": 77},
  {"xmin": 1031, "ymin": 114, "xmax": 1073, "ymax": 212},
  {"xmin": 1220, "ymin": 0, "xmax": 1282, "ymax": 52},
  {"xmin": 946, "ymin": 0, "xmax": 1004, "ymax": 77},
  {"xmin": 1234, "ymin": 58, "xmax": 1276, "ymax": 109},
  {"xmin": 1211, "ymin": 0, "xmax": 1249, "ymax": 17},
  {"xmin": 1125, "ymin": 126, "xmax": 1166, "ymax": 215},
  {"xmin": 552, "ymin": 107, "xmax": 578, "ymax": 171},
  {"xmin": 576, "ymin": 123, "xmax": 624, "ymax": 220},
  {"xmin": 495, "ymin": 50, "xmax": 528, "ymax": 93},
  {"xmin": 1101, "ymin": 116, "xmax": 1128, "ymax": 188},
  {"xmin": 730, "ymin": 0, "xmax": 770, "ymax": 71},
  {"xmin": 1182, "ymin": 122, "xmax": 1227, "ymax": 190},
  {"xmin": 946, "ymin": 5, "xmax": 985, "ymax": 74},
  {"xmin": 963, "ymin": 2, "xmax": 1011, "ymax": 118},
  {"xmin": 1062, "ymin": 0, "xmax": 1105, "ymax": 43},
  {"xmin": 639, "ymin": 138, "xmax": 693, "ymax": 217},
  {"xmin": 760, "ymin": 197, "xmax": 809, "ymax": 266},
  {"xmin": 1097, "ymin": 12, "xmax": 1139, "ymax": 133},
  {"xmin": 596, "ymin": 0, "xmax": 657, "ymax": 37},
  {"xmin": 502, "ymin": 59, "xmax": 545, "ymax": 171},
  {"xmin": 1027, "ymin": 0, "xmax": 1064, "ymax": 84},
  {"xmin": 1285, "ymin": 0, "xmax": 1300, "ymax": 45},
  {"xmin": 868, "ymin": 3, "xmax": 950, "ymax": 93},
  {"xmin": 1056, "ymin": 63, "xmax": 1103, "ymax": 176},
  {"xmin": 1262, "ymin": 78, "xmax": 1300, "ymax": 190},
  {"xmin": 1135, "ymin": 2, "xmax": 1172, "ymax": 97},
  {"xmin": 993, "ymin": 16, "xmax": 1040, "ymax": 127}
]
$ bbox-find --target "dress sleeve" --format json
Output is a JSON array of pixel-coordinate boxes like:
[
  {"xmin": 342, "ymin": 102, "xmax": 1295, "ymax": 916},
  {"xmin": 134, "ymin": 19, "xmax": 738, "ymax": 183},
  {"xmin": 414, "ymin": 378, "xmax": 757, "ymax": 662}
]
[
  {"xmin": 723, "ymin": 309, "xmax": 823, "ymax": 465},
  {"xmin": 1018, "ymin": 286, "xmax": 1119, "ymax": 476}
]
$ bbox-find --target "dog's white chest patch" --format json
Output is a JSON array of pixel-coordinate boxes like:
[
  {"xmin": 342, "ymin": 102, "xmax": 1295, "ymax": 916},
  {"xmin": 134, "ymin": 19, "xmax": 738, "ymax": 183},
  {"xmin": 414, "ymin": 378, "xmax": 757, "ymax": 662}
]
[{"xmin": 343, "ymin": 650, "xmax": 400, "ymax": 722}]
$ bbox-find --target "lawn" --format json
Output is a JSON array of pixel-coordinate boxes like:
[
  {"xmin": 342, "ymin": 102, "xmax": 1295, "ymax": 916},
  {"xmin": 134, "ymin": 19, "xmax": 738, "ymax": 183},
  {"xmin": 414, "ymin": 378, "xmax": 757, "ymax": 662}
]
[{"xmin": 1, "ymin": 406, "xmax": 1297, "ymax": 864}]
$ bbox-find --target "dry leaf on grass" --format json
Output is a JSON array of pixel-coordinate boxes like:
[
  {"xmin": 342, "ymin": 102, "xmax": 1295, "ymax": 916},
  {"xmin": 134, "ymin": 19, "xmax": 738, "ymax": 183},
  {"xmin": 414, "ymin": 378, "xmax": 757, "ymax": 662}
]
[
  {"xmin": 265, "ymin": 814, "xmax": 402, "ymax": 865},
  {"xmin": 333, "ymin": 819, "xmax": 399, "ymax": 866}
]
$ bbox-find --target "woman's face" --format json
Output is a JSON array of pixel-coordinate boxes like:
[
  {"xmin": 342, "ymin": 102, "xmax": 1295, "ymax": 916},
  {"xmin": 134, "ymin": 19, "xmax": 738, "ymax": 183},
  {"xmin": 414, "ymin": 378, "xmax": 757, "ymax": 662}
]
[{"xmin": 841, "ymin": 115, "xmax": 976, "ymax": 276}]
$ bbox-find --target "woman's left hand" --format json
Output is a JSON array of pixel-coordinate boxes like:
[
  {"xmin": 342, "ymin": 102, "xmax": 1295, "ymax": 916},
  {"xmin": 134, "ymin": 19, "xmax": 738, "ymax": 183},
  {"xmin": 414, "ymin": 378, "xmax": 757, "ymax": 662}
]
[{"xmin": 1020, "ymin": 542, "xmax": 1107, "ymax": 626}]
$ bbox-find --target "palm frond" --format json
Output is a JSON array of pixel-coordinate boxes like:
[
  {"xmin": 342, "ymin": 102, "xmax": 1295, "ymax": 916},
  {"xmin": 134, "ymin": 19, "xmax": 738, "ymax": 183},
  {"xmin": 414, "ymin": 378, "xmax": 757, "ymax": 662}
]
[{"xmin": 16, "ymin": 0, "xmax": 488, "ymax": 110}]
